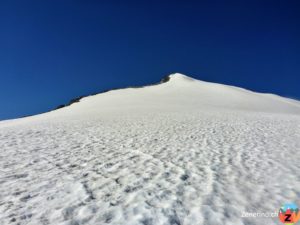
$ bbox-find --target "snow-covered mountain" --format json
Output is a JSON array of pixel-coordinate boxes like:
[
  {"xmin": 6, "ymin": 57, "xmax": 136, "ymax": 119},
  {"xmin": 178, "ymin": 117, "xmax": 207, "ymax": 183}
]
[
  {"xmin": 2, "ymin": 73, "xmax": 300, "ymax": 125},
  {"xmin": 46, "ymin": 73, "xmax": 300, "ymax": 115},
  {"xmin": 58, "ymin": 73, "xmax": 300, "ymax": 111},
  {"xmin": 0, "ymin": 73, "xmax": 299, "ymax": 225}
]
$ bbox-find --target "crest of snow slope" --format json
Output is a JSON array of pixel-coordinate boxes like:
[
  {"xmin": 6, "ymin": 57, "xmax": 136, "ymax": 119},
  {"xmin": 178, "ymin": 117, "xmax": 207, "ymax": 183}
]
[
  {"xmin": 1, "ymin": 73, "xmax": 300, "ymax": 124},
  {"xmin": 49, "ymin": 73, "xmax": 300, "ymax": 117},
  {"xmin": 0, "ymin": 73, "xmax": 300, "ymax": 225}
]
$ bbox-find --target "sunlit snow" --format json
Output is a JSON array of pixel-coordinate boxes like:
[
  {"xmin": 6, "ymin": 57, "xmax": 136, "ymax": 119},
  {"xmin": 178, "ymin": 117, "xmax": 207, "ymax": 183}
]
[{"xmin": 1, "ymin": 73, "xmax": 299, "ymax": 225}]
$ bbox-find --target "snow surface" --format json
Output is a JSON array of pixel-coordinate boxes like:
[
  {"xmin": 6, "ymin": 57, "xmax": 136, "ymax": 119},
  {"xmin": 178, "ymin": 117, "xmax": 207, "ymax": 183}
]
[{"xmin": 0, "ymin": 73, "xmax": 300, "ymax": 225}]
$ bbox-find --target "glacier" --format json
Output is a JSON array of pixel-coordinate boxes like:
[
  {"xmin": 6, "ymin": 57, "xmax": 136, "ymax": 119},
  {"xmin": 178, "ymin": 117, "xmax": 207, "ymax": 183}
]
[{"xmin": 0, "ymin": 73, "xmax": 299, "ymax": 225}]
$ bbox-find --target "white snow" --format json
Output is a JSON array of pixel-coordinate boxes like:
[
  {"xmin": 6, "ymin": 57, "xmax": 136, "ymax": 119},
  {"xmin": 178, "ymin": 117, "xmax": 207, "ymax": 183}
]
[{"xmin": 0, "ymin": 73, "xmax": 300, "ymax": 225}]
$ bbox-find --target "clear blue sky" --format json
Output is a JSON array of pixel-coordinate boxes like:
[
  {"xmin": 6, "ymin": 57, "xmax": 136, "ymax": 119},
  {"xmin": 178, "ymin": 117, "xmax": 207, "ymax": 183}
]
[{"xmin": 1, "ymin": 0, "xmax": 299, "ymax": 120}]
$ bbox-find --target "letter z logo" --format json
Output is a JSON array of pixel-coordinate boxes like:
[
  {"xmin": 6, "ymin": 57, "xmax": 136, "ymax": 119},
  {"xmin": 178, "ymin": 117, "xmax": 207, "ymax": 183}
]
[{"xmin": 284, "ymin": 214, "xmax": 292, "ymax": 222}]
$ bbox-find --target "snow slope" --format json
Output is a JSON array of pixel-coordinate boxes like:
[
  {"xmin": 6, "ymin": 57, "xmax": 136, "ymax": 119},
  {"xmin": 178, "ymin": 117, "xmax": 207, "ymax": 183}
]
[{"xmin": 0, "ymin": 73, "xmax": 300, "ymax": 225}]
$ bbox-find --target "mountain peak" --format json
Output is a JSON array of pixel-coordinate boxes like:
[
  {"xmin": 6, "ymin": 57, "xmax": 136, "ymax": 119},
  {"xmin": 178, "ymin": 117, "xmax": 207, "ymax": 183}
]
[
  {"xmin": 169, "ymin": 73, "xmax": 194, "ymax": 80},
  {"xmin": 44, "ymin": 72, "xmax": 300, "ymax": 116},
  {"xmin": 161, "ymin": 73, "xmax": 196, "ymax": 83}
]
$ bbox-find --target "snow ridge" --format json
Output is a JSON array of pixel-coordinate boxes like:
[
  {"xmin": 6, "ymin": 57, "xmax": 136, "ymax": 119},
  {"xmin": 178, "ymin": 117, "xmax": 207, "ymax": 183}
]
[{"xmin": 0, "ymin": 73, "xmax": 299, "ymax": 225}]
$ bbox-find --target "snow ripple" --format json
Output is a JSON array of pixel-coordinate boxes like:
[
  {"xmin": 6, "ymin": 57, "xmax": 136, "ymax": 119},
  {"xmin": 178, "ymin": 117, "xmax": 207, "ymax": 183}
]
[{"xmin": 0, "ymin": 112, "xmax": 299, "ymax": 225}]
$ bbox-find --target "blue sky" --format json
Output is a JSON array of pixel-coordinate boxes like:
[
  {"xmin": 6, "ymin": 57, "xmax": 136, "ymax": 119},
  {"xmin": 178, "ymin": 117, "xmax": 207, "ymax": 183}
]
[{"xmin": 0, "ymin": 0, "xmax": 299, "ymax": 120}]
